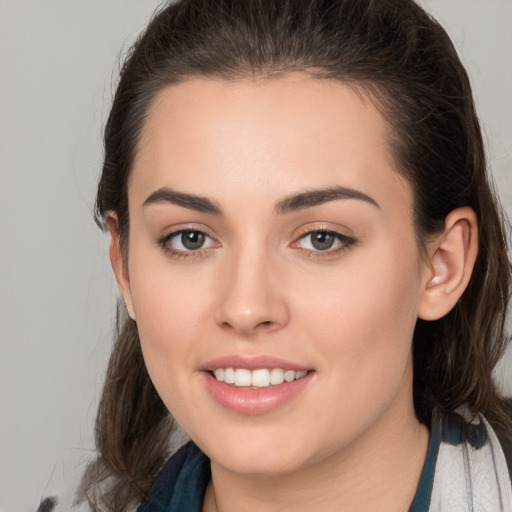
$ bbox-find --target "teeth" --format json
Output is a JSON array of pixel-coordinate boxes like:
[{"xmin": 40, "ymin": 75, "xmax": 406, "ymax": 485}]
[
  {"xmin": 234, "ymin": 369, "xmax": 252, "ymax": 387},
  {"xmin": 213, "ymin": 368, "xmax": 308, "ymax": 388},
  {"xmin": 251, "ymin": 369, "xmax": 270, "ymax": 387},
  {"xmin": 284, "ymin": 370, "xmax": 295, "ymax": 382},
  {"xmin": 270, "ymin": 368, "xmax": 284, "ymax": 385},
  {"xmin": 224, "ymin": 368, "xmax": 235, "ymax": 384}
]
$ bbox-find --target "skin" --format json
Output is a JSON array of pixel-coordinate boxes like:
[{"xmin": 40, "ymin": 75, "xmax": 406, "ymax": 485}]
[{"xmin": 109, "ymin": 74, "xmax": 478, "ymax": 511}]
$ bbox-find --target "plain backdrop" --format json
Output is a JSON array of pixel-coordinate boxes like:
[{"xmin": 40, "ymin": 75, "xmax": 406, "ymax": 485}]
[{"xmin": 0, "ymin": 1, "xmax": 511, "ymax": 510}]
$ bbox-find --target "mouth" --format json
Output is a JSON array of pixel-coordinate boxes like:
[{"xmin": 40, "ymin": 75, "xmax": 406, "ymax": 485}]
[
  {"xmin": 200, "ymin": 356, "xmax": 314, "ymax": 415},
  {"xmin": 211, "ymin": 368, "xmax": 309, "ymax": 388}
]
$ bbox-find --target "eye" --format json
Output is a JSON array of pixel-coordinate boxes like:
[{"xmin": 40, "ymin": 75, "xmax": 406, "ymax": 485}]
[
  {"xmin": 160, "ymin": 229, "xmax": 217, "ymax": 254},
  {"xmin": 296, "ymin": 229, "xmax": 355, "ymax": 253}
]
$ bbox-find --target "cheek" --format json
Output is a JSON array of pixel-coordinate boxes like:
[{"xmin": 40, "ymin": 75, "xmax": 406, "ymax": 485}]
[
  {"xmin": 129, "ymin": 231, "xmax": 214, "ymax": 322},
  {"xmin": 126, "ymin": 246, "xmax": 215, "ymax": 385},
  {"xmin": 294, "ymin": 240, "xmax": 422, "ymax": 395},
  {"xmin": 129, "ymin": 267, "xmax": 214, "ymax": 423}
]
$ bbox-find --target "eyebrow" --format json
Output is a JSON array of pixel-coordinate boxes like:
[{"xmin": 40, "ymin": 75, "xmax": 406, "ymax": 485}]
[
  {"xmin": 142, "ymin": 185, "xmax": 379, "ymax": 216},
  {"xmin": 143, "ymin": 188, "xmax": 222, "ymax": 215},
  {"xmin": 274, "ymin": 186, "xmax": 380, "ymax": 214}
]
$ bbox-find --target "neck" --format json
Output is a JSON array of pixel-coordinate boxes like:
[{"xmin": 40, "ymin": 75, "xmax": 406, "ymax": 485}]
[{"xmin": 203, "ymin": 392, "xmax": 429, "ymax": 512}]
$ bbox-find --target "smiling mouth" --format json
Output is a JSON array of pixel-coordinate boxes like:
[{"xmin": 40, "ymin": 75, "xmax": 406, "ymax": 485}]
[{"xmin": 211, "ymin": 368, "xmax": 309, "ymax": 388}]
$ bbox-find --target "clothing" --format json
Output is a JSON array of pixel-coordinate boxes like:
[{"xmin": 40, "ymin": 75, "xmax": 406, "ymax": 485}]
[{"xmin": 37, "ymin": 407, "xmax": 512, "ymax": 512}]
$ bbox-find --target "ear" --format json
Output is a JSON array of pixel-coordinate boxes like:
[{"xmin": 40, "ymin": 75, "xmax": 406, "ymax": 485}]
[
  {"xmin": 106, "ymin": 213, "xmax": 136, "ymax": 320},
  {"xmin": 417, "ymin": 207, "xmax": 478, "ymax": 321}
]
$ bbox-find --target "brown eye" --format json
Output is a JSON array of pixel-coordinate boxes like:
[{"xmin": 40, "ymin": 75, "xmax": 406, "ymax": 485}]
[
  {"xmin": 180, "ymin": 230, "xmax": 206, "ymax": 250},
  {"xmin": 310, "ymin": 231, "xmax": 336, "ymax": 250},
  {"xmin": 297, "ymin": 230, "xmax": 355, "ymax": 253},
  {"xmin": 161, "ymin": 229, "xmax": 216, "ymax": 254}
]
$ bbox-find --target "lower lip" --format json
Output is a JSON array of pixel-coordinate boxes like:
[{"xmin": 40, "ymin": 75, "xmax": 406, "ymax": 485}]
[{"xmin": 202, "ymin": 371, "xmax": 314, "ymax": 415}]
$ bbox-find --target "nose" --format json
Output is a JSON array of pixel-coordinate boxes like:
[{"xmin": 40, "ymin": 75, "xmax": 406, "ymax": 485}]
[{"xmin": 214, "ymin": 247, "xmax": 290, "ymax": 336}]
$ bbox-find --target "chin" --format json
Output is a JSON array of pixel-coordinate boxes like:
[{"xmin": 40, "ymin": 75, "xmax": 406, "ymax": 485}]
[
  {"xmin": 193, "ymin": 424, "xmax": 319, "ymax": 476},
  {"xmin": 215, "ymin": 449, "xmax": 309, "ymax": 477}
]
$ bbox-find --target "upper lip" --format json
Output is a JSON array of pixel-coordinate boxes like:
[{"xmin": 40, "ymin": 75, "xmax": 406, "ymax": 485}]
[{"xmin": 200, "ymin": 355, "xmax": 311, "ymax": 372}]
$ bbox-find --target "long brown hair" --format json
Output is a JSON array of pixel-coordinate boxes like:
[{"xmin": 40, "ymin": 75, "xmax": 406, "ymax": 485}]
[{"xmin": 87, "ymin": 0, "xmax": 511, "ymax": 509}]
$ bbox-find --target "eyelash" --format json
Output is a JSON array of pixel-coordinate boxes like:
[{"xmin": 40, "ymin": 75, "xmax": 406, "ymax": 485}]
[
  {"xmin": 157, "ymin": 228, "xmax": 356, "ymax": 260},
  {"xmin": 157, "ymin": 229, "xmax": 218, "ymax": 260},
  {"xmin": 293, "ymin": 229, "xmax": 356, "ymax": 258}
]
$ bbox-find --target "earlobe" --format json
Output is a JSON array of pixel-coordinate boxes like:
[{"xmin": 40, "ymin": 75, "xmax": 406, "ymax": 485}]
[
  {"xmin": 106, "ymin": 213, "xmax": 136, "ymax": 320},
  {"xmin": 418, "ymin": 207, "xmax": 478, "ymax": 321}
]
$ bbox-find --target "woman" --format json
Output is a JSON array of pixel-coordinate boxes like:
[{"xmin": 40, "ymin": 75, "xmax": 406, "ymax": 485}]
[{"xmin": 37, "ymin": 0, "xmax": 512, "ymax": 510}]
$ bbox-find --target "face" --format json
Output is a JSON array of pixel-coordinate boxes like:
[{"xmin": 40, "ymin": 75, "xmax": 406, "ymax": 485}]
[{"xmin": 116, "ymin": 74, "xmax": 433, "ymax": 477}]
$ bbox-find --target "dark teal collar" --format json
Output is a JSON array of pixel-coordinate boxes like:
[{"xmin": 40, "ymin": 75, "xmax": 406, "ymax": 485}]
[{"xmin": 138, "ymin": 442, "xmax": 210, "ymax": 512}]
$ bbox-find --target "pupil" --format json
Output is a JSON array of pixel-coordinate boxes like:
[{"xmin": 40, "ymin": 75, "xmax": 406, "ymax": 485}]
[
  {"xmin": 181, "ymin": 231, "xmax": 205, "ymax": 250},
  {"xmin": 311, "ymin": 232, "xmax": 335, "ymax": 250}
]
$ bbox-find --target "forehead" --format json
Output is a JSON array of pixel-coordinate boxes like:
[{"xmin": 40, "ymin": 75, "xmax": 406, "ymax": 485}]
[{"xmin": 130, "ymin": 74, "xmax": 411, "ymax": 215}]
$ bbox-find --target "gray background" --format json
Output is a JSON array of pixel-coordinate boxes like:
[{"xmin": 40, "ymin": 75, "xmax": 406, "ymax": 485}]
[{"xmin": 0, "ymin": 1, "xmax": 511, "ymax": 510}]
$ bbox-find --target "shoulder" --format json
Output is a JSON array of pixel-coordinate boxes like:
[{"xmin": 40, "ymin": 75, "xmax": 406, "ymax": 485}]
[
  {"xmin": 492, "ymin": 399, "xmax": 512, "ymax": 482},
  {"xmin": 429, "ymin": 406, "xmax": 512, "ymax": 511},
  {"xmin": 35, "ymin": 438, "xmax": 204, "ymax": 512}
]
